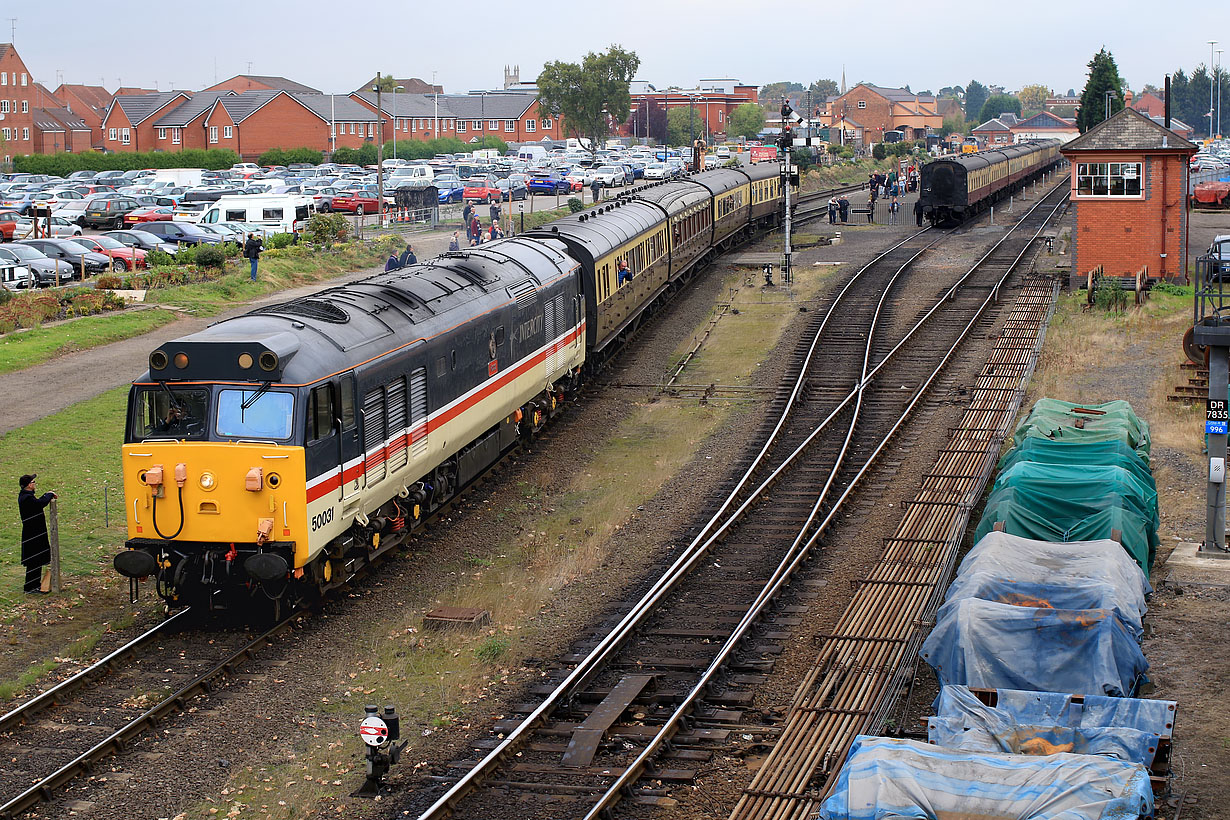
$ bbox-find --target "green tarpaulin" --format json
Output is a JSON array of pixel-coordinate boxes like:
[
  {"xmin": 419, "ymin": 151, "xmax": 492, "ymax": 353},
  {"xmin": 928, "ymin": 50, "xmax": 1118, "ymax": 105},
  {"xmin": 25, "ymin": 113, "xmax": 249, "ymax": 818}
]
[
  {"xmin": 989, "ymin": 462, "xmax": 1159, "ymax": 534},
  {"xmin": 997, "ymin": 438, "xmax": 1154, "ymax": 491},
  {"xmin": 1012, "ymin": 399, "xmax": 1150, "ymax": 463}
]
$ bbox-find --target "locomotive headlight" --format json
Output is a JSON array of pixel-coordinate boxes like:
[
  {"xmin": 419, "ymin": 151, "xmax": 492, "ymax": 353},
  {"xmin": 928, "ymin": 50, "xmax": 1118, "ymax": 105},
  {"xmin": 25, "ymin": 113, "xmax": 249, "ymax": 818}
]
[{"xmin": 199, "ymin": 471, "xmax": 217, "ymax": 491}]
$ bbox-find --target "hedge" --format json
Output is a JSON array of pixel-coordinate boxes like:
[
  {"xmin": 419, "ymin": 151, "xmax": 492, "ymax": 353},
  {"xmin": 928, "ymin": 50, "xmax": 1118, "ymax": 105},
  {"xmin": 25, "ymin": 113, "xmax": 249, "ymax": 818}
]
[
  {"xmin": 256, "ymin": 147, "xmax": 324, "ymax": 167},
  {"xmin": 13, "ymin": 149, "xmax": 242, "ymax": 177}
]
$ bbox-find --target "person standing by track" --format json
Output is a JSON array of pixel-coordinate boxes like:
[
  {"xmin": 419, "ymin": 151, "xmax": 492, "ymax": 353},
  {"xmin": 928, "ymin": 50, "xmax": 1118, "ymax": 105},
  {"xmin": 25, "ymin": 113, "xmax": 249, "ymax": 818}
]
[
  {"xmin": 18, "ymin": 474, "xmax": 56, "ymax": 594},
  {"xmin": 243, "ymin": 233, "xmax": 263, "ymax": 282}
]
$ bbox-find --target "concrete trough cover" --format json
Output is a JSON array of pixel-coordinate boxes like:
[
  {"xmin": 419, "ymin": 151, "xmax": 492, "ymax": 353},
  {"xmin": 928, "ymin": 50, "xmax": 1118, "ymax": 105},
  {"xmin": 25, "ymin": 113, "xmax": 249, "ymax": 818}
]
[{"xmin": 422, "ymin": 606, "xmax": 491, "ymax": 630}]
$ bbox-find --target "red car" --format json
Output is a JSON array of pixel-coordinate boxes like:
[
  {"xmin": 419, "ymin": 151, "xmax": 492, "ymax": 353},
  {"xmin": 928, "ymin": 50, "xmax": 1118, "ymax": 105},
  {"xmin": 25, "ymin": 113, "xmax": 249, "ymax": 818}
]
[
  {"xmin": 0, "ymin": 210, "xmax": 20, "ymax": 240},
  {"xmin": 330, "ymin": 190, "xmax": 382, "ymax": 214},
  {"xmin": 74, "ymin": 235, "xmax": 148, "ymax": 271},
  {"xmin": 124, "ymin": 205, "xmax": 174, "ymax": 225},
  {"xmin": 462, "ymin": 174, "xmax": 503, "ymax": 203}
]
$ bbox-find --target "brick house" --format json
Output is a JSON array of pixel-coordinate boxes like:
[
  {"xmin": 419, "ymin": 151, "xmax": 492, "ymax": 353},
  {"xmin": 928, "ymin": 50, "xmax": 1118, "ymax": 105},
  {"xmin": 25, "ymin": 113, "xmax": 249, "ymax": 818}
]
[
  {"xmin": 101, "ymin": 92, "xmax": 190, "ymax": 152},
  {"xmin": 202, "ymin": 90, "xmax": 377, "ymax": 160},
  {"xmin": 30, "ymin": 106, "xmax": 91, "ymax": 153},
  {"xmin": 53, "ymin": 83, "xmax": 112, "ymax": 147},
  {"xmin": 202, "ymin": 74, "xmax": 320, "ymax": 95},
  {"xmin": 352, "ymin": 77, "xmax": 441, "ymax": 95},
  {"xmin": 435, "ymin": 92, "xmax": 564, "ymax": 144},
  {"xmin": 1061, "ymin": 107, "xmax": 1197, "ymax": 285},
  {"xmin": 624, "ymin": 81, "xmax": 759, "ymax": 142},
  {"xmin": 971, "ymin": 113, "xmax": 1019, "ymax": 146},
  {"xmin": 0, "ymin": 43, "xmax": 40, "ymax": 162},
  {"xmin": 350, "ymin": 91, "xmax": 458, "ymax": 142},
  {"xmin": 151, "ymin": 91, "xmax": 233, "ymax": 151},
  {"xmin": 1130, "ymin": 90, "xmax": 1166, "ymax": 119},
  {"xmin": 1010, "ymin": 111, "xmax": 1079, "ymax": 144},
  {"xmin": 822, "ymin": 84, "xmax": 942, "ymax": 145}
]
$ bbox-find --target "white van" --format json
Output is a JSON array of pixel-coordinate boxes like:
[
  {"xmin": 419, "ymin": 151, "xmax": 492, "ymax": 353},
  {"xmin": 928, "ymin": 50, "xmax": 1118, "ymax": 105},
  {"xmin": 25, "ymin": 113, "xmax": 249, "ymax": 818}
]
[
  {"xmin": 565, "ymin": 138, "xmax": 592, "ymax": 151},
  {"xmin": 518, "ymin": 145, "xmax": 548, "ymax": 163},
  {"xmin": 387, "ymin": 165, "xmax": 435, "ymax": 187},
  {"xmin": 198, "ymin": 194, "xmax": 316, "ymax": 235}
]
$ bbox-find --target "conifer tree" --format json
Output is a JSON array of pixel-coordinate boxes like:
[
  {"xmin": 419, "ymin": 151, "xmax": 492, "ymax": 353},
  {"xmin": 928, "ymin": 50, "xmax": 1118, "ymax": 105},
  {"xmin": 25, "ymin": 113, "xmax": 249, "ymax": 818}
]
[{"xmin": 1076, "ymin": 48, "xmax": 1125, "ymax": 133}]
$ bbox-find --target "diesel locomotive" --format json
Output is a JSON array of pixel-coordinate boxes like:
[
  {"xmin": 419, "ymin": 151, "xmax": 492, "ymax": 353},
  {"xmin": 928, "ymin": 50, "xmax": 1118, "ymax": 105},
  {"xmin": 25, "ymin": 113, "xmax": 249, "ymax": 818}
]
[
  {"xmin": 918, "ymin": 140, "xmax": 1062, "ymax": 227},
  {"xmin": 113, "ymin": 163, "xmax": 785, "ymax": 612}
]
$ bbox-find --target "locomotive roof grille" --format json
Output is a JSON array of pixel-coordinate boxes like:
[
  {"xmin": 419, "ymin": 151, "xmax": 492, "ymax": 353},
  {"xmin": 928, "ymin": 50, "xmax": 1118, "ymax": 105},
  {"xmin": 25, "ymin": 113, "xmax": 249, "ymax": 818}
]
[{"xmin": 254, "ymin": 299, "xmax": 350, "ymax": 324}]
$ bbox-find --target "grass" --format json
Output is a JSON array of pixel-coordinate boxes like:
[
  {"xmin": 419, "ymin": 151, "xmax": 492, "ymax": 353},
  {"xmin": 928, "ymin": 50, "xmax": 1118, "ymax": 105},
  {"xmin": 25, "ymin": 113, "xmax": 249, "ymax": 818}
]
[
  {"xmin": 0, "ymin": 386, "xmax": 129, "ymax": 614},
  {"xmin": 189, "ymin": 261, "xmax": 841, "ymax": 819},
  {"xmin": 143, "ymin": 239, "xmax": 400, "ymax": 317},
  {"xmin": 0, "ymin": 308, "xmax": 178, "ymax": 375}
]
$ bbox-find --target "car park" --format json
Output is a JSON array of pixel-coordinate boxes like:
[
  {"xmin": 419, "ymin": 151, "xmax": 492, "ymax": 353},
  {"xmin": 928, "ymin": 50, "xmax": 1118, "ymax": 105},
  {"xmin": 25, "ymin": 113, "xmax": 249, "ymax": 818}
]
[
  {"xmin": 74, "ymin": 235, "xmax": 146, "ymax": 271},
  {"xmin": 18, "ymin": 238, "xmax": 109, "ymax": 277},
  {"xmin": 135, "ymin": 220, "xmax": 223, "ymax": 246},
  {"xmin": 82, "ymin": 197, "xmax": 143, "ymax": 229}
]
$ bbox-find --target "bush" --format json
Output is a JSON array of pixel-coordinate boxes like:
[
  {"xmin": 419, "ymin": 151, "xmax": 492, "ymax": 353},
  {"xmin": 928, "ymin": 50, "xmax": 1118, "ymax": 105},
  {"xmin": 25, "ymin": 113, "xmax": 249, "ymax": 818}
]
[
  {"xmin": 567, "ymin": 197, "xmax": 584, "ymax": 213},
  {"xmin": 94, "ymin": 274, "xmax": 123, "ymax": 290},
  {"xmin": 257, "ymin": 147, "xmax": 324, "ymax": 167},
  {"xmin": 307, "ymin": 213, "xmax": 350, "ymax": 246},
  {"xmin": 174, "ymin": 245, "xmax": 198, "ymax": 266},
  {"xmin": 872, "ymin": 142, "xmax": 887, "ymax": 160},
  {"xmin": 1093, "ymin": 279, "xmax": 1128, "ymax": 313},
  {"xmin": 267, "ymin": 232, "xmax": 295, "ymax": 249},
  {"xmin": 195, "ymin": 244, "xmax": 227, "ymax": 268},
  {"xmin": 144, "ymin": 248, "xmax": 175, "ymax": 268},
  {"xmin": 13, "ymin": 148, "xmax": 240, "ymax": 177}
]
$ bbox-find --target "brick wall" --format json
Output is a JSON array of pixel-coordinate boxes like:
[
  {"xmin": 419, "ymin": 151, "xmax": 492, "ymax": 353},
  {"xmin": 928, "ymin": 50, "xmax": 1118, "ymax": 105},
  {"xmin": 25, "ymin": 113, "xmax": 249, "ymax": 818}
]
[
  {"xmin": 0, "ymin": 49, "xmax": 36, "ymax": 161},
  {"xmin": 829, "ymin": 87, "xmax": 893, "ymax": 146},
  {"xmin": 1067, "ymin": 152, "xmax": 1189, "ymax": 286}
]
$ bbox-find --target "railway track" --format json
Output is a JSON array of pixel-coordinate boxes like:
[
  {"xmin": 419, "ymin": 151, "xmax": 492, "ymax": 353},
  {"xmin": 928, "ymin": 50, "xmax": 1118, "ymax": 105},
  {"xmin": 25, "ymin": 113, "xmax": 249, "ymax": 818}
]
[
  {"xmin": 0, "ymin": 612, "xmax": 295, "ymax": 820},
  {"xmin": 408, "ymin": 176, "xmax": 1071, "ymax": 820}
]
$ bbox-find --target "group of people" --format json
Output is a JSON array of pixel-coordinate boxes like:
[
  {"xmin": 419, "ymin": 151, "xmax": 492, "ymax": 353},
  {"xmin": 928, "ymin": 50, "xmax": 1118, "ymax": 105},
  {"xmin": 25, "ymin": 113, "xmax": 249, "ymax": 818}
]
[
  {"xmin": 463, "ymin": 202, "xmax": 506, "ymax": 247},
  {"xmin": 827, "ymin": 196, "xmax": 852, "ymax": 224},
  {"xmin": 384, "ymin": 243, "xmax": 418, "ymax": 272}
]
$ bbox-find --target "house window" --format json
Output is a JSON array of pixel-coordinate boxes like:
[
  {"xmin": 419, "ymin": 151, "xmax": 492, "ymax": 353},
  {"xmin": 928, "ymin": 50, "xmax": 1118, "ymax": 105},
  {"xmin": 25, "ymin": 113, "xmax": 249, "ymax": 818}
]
[
  {"xmin": 718, "ymin": 110, "xmax": 724, "ymax": 122},
  {"xmin": 489, "ymin": 119, "xmax": 499, "ymax": 130},
  {"xmin": 20, "ymin": 100, "xmax": 27, "ymax": 113},
  {"xmin": 224, "ymin": 125, "xmax": 232, "ymax": 139},
  {"xmin": 504, "ymin": 120, "xmax": 514, "ymax": 132},
  {"xmin": 541, "ymin": 118, "xmax": 551, "ymax": 129},
  {"xmin": 1, "ymin": 128, "xmax": 8, "ymax": 140},
  {"xmin": 209, "ymin": 126, "xmax": 218, "ymax": 143},
  {"xmin": 349, "ymin": 122, "xmax": 355, "ymax": 134},
  {"xmin": 108, "ymin": 127, "xmax": 117, "ymax": 140},
  {"xmin": 21, "ymin": 127, "xmax": 27, "ymax": 140},
  {"xmin": 0, "ymin": 100, "xmax": 8, "ymax": 113},
  {"xmin": 471, "ymin": 119, "xmax": 480, "ymax": 130},
  {"xmin": 857, "ymin": 100, "xmax": 866, "ymax": 109},
  {"xmin": 172, "ymin": 128, "xmax": 181, "ymax": 144},
  {"xmin": 1, "ymin": 73, "xmax": 6, "ymax": 86},
  {"xmin": 457, "ymin": 120, "xmax": 466, "ymax": 133},
  {"xmin": 1075, "ymin": 161, "xmax": 1142, "ymax": 197},
  {"xmin": 121, "ymin": 128, "xmax": 130, "ymax": 145},
  {"xmin": 368, "ymin": 122, "xmax": 374, "ymax": 137},
  {"xmin": 525, "ymin": 119, "xmax": 536, "ymax": 132},
  {"xmin": 20, "ymin": 73, "xmax": 26, "ymax": 86},
  {"xmin": 158, "ymin": 128, "xmax": 167, "ymax": 140}
]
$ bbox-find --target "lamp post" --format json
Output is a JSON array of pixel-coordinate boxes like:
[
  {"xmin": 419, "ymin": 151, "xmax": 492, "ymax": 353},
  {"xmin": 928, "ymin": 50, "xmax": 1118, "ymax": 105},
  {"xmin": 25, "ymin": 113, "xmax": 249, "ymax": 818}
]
[
  {"xmin": 374, "ymin": 79, "xmax": 385, "ymax": 228},
  {"xmin": 1210, "ymin": 40, "xmax": 1218, "ymax": 139},
  {"xmin": 433, "ymin": 70, "xmax": 439, "ymax": 142},
  {"xmin": 392, "ymin": 85, "xmax": 404, "ymax": 160},
  {"xmin": 1218, "ymin": 50, "xmax": 1224, "ymax": 138}
]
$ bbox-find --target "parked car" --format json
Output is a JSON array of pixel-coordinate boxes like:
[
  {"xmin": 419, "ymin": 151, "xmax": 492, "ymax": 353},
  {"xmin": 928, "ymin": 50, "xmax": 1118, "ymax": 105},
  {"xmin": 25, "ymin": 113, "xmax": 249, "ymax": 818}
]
[
  {"xmin": 497, "ymin": 175, "xmax": 528, "ymax": 201},
  {"xmin": 462, "ymin": 174, "xmax": 503, "ymax": 203},
  {"xmin": 124, "ymin": 205, "xmax": 175, "ymax": 225},
  {"xmin": 17, "ymin": 238, "xmax": 109, "ymax": 277},
  {"xmin": 198, "ymin": 223, "xmax": 243, "ymax": 243},
  {"xmin": 0, "ymin": 248, "xmax": 34, "ymax": 289},
  {"xmin": 0, "ymin": 191, "xmax": 45, "ymax": 215},
  {"xmin": 527, "ymin": 172, "xmax": 570, "ymax": 196},
  {"xmin": 103, "ymin": 229, "xmax": 179, "ymax": 256},
  {"xmin": 82, "ymin": 197, "xmax": 143, "ymax": 229},
  {"xmin": 74, "ymin": 235, "xmax": 147, "ymax": 271},
  {"xmin": 52, "ymin": 199, "xmax": 91, "ymax": 225},
  {"xmin": 433, "ymin": 176, "xmax": 465, "ymax": 204},
  {"xmin": 66, "ymin": 170, "xmax": 97, "ymax": 181},
  {"xmin": 133, "ymin": 221, "xmax": 223, "ymax": 246},
  {"xmin": 0, "ymin": 244, "xmax": 69, "ymax": 287},
  {"xmin": 0, "ymin": 210, "xmax": 23, "ymax": 239},
  {"xmin": 13, "ymin": 215, "xmax": 82, "ymax": 238},
  {"xmin": 592, "ymin": 165, "xmax": 627, "ymax": 187},
  {"xmin": 330, "ymin": 189, "xmax": 382, "ymax": 214}
]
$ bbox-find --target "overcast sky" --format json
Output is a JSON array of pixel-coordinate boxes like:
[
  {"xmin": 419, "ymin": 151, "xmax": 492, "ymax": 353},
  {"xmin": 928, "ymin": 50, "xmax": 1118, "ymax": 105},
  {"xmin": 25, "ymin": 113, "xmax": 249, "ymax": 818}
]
[{"xmin": 9, "ymin": 1, "xmax": 1221, "ymax": 98}]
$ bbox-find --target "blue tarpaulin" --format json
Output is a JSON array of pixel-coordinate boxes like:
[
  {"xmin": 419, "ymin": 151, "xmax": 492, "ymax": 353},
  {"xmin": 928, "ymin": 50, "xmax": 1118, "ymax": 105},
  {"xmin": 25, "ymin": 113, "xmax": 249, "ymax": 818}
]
[
  {"xmin": 817, "ymin": 735, "xmax": 1154, "ymax": 820},
  {"xmin": 928, "ymin": 685, "xmax": 1175, "ymax": 769},
  {"xmin": 920, "ymin": 598, "xmax": 1149, "ymax": 697},
  {"xmin": 947, "ymin": 532, "xmax": 1151, "ymax": 637}
]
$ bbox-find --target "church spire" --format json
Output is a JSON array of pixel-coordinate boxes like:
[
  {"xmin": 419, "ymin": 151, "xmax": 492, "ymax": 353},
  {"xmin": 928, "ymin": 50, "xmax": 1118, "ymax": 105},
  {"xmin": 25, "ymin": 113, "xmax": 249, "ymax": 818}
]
[{"xmin": 841, "ymin": 65, "xmax": 846, "ymax": 95}]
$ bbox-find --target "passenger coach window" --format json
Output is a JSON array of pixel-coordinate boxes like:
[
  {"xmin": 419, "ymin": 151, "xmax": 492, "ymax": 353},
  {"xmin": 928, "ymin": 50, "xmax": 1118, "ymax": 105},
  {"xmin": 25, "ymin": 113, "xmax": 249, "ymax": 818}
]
[
  {"xmin": 307, "ymin": 384, "xmax": 335, "ymax": 442},
  {"xmin": 216, "ymin": 389, "xmax": 294, "ymax": 440}
]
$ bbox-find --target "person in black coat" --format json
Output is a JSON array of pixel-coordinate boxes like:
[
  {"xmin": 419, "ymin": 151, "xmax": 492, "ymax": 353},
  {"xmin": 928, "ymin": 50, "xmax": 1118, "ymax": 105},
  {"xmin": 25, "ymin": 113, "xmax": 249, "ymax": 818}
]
[
  {"xmin": 398, "ymin": 244, "xmax": 416, "ymax": 268},
  {"xmin": 18, "ymin": 474, "xmax": 56, "ymax": 594},
  {"xmin": 243, "ymin": 234, "xmax": 263, "ymax": 282}
]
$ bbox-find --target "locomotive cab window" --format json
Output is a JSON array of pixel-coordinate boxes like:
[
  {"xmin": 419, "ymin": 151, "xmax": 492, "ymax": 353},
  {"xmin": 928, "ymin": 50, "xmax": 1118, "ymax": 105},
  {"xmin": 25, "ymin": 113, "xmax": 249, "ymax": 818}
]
[
  {"xmin": 216, "ymin": 389, "xmax": 295, "ymax": 441},
  {"xmin": 339, "ymin": 374, "xmax": 356, "ymax": 429},
  {"xmin": 131, "ymin": 387, "xmax": 210, "ymax": 441},
  {"xmin": 306, "ymin": 384, "xmax": 335, "ymax": 442}
]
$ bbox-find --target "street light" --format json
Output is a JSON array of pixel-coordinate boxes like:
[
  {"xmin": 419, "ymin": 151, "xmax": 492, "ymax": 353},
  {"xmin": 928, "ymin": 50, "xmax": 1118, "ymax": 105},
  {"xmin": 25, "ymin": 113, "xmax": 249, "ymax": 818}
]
[
  {"xmin": 1211, "ymin": 41, "xmax": 1218, "ymax": 139},
  {"xmin": 1218, "ymin": 50, "xmax": 1224, "ymax": 138},
  {"xmin": 392, "ymin": 84, "xmax": 404, "ymax": 160},
  {"xmin": 432, "ymin": 70, "xmax": 439, "ymax": 142},
  {"xmin": 373, "ymin": 79, "xmax": 385, "ymax": 228}
]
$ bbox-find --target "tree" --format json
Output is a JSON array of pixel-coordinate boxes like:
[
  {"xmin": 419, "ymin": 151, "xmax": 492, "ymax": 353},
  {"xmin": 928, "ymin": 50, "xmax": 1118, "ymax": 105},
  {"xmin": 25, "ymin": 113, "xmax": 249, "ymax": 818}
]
[
  {"xmin": 1141, "ymin": 83, "xmax": 1162, "ymax": 97},
  {"xmin": 727, "ymin": 103, "xmax": 765, "ymax": 140},
  {"xmin": 939, "ymin": 85, "xmax": 965, "ymax": 99},
  {"xmin": 1018, "ymin": 84, "xmax": 1050, "ymax": 113},
  {"xmin": 1076, "ymin": 48, "xmax": 1125, "ymax": 133},
  {"xmin": 761, "ymin": 81, "xmax": 804, "ymax": 102},
  {"xmin": 537, "ymin": 45, "xmax": 640, "ymax": 155},
  {"xmin": 979, "ymin": 94, "xmax": 1022, "ymax": 123},
  {"xmin": 964, "ymin": 80, "xmax": 989, "ymax": 120},
  {"xmin": 623, "ymin": 99, "xmax": 667, "ymax": 143},
  {"xmin": 667, "ymin": 106, "xmax": 698, "ymax": 147},
  {"xmin": 941, "ymin": 112, "xmax": 967, "ymax": 137},
  {"xmin": 808, "ymin": 79, "xmax": 839, "ymax": 99}
]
